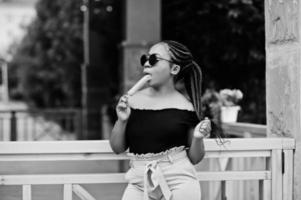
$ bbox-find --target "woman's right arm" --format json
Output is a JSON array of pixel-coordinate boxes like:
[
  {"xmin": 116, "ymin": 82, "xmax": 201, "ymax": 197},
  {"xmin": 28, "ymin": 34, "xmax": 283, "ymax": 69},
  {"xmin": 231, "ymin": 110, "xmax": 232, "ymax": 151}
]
[{"xmin": 109, "ymin": 95, "xmax": 131, "ymax": 154}]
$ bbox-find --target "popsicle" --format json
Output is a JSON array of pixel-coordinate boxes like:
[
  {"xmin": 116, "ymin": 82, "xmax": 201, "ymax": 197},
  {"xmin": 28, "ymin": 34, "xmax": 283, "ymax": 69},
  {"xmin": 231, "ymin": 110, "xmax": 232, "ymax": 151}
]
[{"xmin": 127, "ymin": 75, "xmax": 151, "ymax": 96}]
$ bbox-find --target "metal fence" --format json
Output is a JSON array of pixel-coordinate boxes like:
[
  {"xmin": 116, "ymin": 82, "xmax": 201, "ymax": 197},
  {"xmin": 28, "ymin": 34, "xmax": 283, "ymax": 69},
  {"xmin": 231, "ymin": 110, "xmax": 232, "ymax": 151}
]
[{"xmin": 0, "ymin": 109, "xmax": 99, "ymax": 141}]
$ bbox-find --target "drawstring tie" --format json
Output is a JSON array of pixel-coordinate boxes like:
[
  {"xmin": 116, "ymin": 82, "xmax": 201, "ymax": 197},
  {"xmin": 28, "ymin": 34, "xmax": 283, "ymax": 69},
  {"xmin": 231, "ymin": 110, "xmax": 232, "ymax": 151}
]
[{"xmin": 143, "ymin": 159, "xmax": 173, "ymax": 200}]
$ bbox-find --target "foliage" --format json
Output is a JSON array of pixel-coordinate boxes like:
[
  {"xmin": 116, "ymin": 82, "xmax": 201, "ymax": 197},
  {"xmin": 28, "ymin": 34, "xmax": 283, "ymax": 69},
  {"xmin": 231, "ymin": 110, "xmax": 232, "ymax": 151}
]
[
  {"xmin": 219, "ymin": 89, "xmax": 243, "ymax": 106},
  {"xmin": 201, "ymin": 88, "xmax": 243, "ymax": 137},
  {"xmin": 9, "ymin": 0, "xmax": 121, "ymax": 108},
  {"xmin": 162, "ymin": 0, "xmax": 266, "ymax": 124},
  {"xmin": 9, "ymin": 0, "xmax": 266, "ymax": 124},
  {"xmin": 9, "ymin": 0, "xmax": 84, "ymax": 107},
  {"xmin": 201, "ymin": 89, "xmax": 224, "ymax": 138}
]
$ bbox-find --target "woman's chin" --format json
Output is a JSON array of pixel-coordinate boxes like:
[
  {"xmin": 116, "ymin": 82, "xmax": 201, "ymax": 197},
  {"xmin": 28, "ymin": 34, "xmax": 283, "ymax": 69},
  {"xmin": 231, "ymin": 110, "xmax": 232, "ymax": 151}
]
[
  {"xmin": 147, "ymin": 80, "xmax": 155, "ymax": 87},
  {"xmin": 149, "ymin": 81, "xmax": 160, "ymax": 88}
]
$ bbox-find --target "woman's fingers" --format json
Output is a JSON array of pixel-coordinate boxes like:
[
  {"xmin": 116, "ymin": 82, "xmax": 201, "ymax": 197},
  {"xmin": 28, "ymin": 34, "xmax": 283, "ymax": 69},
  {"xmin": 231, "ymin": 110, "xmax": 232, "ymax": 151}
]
[
  {"xmin": 198, "ymin": 118, "xmax": 211, "ymax": 136},
  {"xmin": 115, "ymin": 94, "xmax": 131, "ymax": 121},
  {"xmin": 200, "ymin": 121, "xmax": 211, "ymax": 131},
  {"xmin": 118, "ymin": 95, "xmax": 127, "ymax": 103},
  {"xmin": 117, "ymin": 94, "xmax": 130, "ymax": 112},
  {"xmin": 119, "ymin": 95, "xmax": 129, "ymax": 105},
  {"xmin": 118, "ymin": 102, "xmax": 127, "ymax": 109}
]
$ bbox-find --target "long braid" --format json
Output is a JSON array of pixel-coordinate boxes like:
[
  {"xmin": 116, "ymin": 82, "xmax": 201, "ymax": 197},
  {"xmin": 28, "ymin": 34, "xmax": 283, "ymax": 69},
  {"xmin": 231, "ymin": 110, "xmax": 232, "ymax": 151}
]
[
  {"xmin": 162, "ymin": 40, "xmax": 225, "ymax": 141},
  {"xmin": 162, "ymin": 40, "xmax": 203, "ymax": 120},
  {"xmin": 190, "ymin": 61, "xmax": 203, "ymax": 119}
]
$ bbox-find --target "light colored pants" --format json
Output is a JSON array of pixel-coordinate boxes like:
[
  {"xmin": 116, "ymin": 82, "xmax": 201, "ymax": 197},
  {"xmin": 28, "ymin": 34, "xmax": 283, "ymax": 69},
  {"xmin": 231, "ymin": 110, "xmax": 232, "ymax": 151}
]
[{"xmin": 122, "ymin": 148, "xmax": 201, "ymax": 200}]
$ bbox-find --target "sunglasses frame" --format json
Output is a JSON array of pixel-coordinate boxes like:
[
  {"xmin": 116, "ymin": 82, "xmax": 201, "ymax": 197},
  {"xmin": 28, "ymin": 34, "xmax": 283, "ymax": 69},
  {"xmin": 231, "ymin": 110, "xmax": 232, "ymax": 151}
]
[{"xmin": 140, "ymin": 54, "xmax": 174, "ymax": 67}]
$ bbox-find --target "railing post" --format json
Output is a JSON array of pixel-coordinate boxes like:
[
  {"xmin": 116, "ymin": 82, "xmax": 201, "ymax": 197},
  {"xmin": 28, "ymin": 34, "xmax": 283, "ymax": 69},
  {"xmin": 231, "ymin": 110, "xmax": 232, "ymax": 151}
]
[
  {"xmin": 282, "ymin": 149, "xmax": 293, "ymax": 200},
  {"xmin": 263, "ymin": 180, "xmax": 272, "ymax": 200},
  {"xmin": 221, "ymin": 181, "xmax": 227, "ymax": 200},
  {"xmin": 10, "ymin": 111, "xmax": 17, "ymax": 141},
  {"xmin": 22, "ymin": 185, "xmax": 32, "ymax": 200},
  {"xmin": 64, "ymin": 184, "xmax": 73, "ymax": 200},
  {"xmin": 260, "ymin": 156, "xmax": 272, "ymax": 200},
  {"xmin": 271, "ymin": 149, "xmax": 282, "ymax": 200}
]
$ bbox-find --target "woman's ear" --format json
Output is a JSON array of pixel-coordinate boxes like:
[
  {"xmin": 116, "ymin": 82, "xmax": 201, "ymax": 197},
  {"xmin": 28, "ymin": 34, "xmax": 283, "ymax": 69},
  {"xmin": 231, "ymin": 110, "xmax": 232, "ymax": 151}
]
[{"xmin": 171, "ymin": 65, "xmax": 181, "ymax": 75}]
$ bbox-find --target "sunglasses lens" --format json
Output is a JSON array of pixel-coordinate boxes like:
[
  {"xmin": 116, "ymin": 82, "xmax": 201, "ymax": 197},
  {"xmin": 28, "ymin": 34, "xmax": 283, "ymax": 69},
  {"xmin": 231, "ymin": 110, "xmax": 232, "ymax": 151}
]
[
  {"xmin": 148, "ymin": 54, "xmax": 158, "ymax": 66},
  {"xmin": 140, "ymin": 54, "xmax": 159, "ymax": 67},
  {"xmin": 140, "ymin": 55, "xmax": 147, "ymax": 66}
]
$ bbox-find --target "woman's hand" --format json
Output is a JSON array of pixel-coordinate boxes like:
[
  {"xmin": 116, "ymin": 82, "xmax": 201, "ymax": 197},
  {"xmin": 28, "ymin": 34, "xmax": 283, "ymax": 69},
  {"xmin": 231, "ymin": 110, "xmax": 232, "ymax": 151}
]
[
  {"xmin": 193, "ymin": 117, "xmax": 211, "ymax": 139},
  {"xmin": 116, "ymin": 95, "xmax": 131, "ymax": 122}
]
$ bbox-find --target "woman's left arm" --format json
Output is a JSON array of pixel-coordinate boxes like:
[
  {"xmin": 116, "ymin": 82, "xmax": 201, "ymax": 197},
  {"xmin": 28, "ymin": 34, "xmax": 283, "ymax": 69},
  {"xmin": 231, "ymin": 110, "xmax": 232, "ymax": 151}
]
[{"xmin": 187, "ymin": 118, "xmax": 211, "ymax": 165}]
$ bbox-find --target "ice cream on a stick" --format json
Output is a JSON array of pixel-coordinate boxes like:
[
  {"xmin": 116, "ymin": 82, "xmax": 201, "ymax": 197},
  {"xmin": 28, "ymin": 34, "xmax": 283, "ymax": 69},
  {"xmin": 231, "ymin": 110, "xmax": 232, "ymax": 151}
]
[{"xmin": 127, "ymin": 75, "xmax": 151, "ymax": 96}]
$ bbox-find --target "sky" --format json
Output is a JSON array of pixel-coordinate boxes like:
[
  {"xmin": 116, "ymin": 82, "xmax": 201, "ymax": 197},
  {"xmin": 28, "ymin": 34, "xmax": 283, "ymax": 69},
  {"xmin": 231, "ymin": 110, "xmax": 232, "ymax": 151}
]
[{"xmin": 0, "ymin": 0, "xmax": 36, "ymax": 61}]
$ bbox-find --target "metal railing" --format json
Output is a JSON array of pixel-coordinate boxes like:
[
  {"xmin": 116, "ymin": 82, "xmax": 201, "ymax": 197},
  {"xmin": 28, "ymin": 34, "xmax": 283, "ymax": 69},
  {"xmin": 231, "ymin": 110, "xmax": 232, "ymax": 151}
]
[
  {"xmin": 222, "ymin": 122, "xmax": 266, "ymax": 138},
  {"xmin": 0, "ymin": 109, "xmax": 83, "ymax": 141}
]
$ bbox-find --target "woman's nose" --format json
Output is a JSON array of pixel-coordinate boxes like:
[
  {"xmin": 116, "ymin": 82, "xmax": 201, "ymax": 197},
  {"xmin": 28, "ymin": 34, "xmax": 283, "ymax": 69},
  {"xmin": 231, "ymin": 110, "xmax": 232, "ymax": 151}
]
[{"xmin": 143, "ymin": 60, "xmax": 151, "ymax": 68}]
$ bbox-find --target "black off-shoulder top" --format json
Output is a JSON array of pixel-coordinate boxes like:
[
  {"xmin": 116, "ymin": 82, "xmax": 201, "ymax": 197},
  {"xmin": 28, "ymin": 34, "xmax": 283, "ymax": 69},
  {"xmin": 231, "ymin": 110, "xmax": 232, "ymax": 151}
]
[{"xmin": 125, "ymin": 107, "xmax": 200, "ymax": 154}]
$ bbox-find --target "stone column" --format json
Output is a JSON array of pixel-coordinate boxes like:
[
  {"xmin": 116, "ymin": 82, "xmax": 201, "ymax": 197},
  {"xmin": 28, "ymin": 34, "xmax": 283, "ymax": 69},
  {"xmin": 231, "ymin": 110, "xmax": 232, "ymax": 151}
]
[
  {"xmin": 265, "ymin": 0, "xmax": 300, "ymax": 198},
  {"xmin": 121, "ymin": 0, "xmax": 161, "ymax": 92}
]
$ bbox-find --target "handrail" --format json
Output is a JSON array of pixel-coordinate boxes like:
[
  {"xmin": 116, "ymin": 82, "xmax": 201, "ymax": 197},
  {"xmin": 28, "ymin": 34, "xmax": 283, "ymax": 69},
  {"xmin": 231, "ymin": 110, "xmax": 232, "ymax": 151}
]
[
  {"xmin": 0, "ymin": 138, "xmax": 293, "ymax": 154},
  {"xmin": 222, "ymin": 122, "xmax": 267, "ymax": 137},
  {"xmin": 0, "ymin": 138, "xmax": 295, "ymax": 200},
  {"xmin": 0, "ymin": 109, "xmax": 84, "ymax": 141}
]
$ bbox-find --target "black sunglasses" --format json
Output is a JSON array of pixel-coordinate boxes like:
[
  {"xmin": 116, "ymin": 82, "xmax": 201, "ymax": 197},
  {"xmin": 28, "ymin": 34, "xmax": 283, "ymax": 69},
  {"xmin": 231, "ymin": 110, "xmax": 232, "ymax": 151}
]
[{"xmin": 140, "ymin": 54, "xmax": 174, "ymax": 67}]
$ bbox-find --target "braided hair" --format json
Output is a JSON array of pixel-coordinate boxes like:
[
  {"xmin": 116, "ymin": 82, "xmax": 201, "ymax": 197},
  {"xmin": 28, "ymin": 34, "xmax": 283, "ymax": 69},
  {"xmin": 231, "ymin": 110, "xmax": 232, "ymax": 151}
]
[
  {"xmin": 161, "ymin": 40, "xmax": 203, "ymax": 120},
  {"xmin": 161, "ymin": 40, "xmax": 225, "ymax": 141}
]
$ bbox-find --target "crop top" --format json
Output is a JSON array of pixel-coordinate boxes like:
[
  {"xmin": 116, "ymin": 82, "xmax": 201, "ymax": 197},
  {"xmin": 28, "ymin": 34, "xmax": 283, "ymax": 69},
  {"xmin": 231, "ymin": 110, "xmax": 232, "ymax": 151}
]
[{"xmin": 125, "ymin": 107, "xmax": 200, "ymax": 154}]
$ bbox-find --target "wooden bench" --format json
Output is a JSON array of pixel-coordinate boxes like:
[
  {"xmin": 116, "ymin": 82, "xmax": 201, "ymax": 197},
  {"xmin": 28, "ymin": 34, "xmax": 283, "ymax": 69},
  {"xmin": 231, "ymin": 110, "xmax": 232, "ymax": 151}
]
[{"xmin": 0, "ymin": 138, "xmax": 295, "ymax": 200}]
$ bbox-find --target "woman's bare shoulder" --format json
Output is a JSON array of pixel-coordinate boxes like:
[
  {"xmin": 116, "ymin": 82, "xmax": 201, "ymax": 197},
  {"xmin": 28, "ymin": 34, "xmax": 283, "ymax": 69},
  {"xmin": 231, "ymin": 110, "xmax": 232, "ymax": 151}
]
[{"xmin": 173, "ymin": 91, "xmax": 194, "ymax": 111}]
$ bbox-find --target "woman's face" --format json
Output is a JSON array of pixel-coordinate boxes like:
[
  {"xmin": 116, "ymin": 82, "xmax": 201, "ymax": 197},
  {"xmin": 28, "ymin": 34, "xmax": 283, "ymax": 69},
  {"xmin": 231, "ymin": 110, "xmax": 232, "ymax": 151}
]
[{"xmin": 142, "ymin": 43, "xmax": 174, "ymax": 87}]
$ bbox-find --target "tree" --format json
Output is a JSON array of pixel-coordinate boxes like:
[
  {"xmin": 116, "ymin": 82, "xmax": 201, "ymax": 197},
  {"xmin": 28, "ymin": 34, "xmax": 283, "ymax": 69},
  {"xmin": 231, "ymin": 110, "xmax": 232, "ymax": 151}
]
[
  {"xmin": 9, "ymin": 0, "xmax": 84, "ymax": 108},
  {"xmin": 9, "ymin": 0, "xmax": 122, "ymax": 108},
  {"xmin": 10, "ymin": 0, "xmax": 265, "ymax": 124},
  {"xmin": 162, "ymin": 0, "xmax": 266, "ymax": 123}
]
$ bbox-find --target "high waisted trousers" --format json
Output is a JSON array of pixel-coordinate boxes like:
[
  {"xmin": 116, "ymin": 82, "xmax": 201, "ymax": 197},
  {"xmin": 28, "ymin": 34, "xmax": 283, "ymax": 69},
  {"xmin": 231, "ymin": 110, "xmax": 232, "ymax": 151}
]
[{"xmin": 122, "ymin": 147, "xmax": 201, "ymax": 200}]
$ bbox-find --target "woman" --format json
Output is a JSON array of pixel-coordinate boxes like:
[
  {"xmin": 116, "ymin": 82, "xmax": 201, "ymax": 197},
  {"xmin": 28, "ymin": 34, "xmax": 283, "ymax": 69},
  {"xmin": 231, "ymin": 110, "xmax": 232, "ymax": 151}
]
[{"xmin": 110, "ymin": 40, "xmax": 212, "ymax": 200}]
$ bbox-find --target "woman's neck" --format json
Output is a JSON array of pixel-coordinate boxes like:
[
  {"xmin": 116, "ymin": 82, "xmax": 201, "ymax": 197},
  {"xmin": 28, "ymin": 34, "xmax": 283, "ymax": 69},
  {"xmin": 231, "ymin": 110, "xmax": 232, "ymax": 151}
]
[{"xmin": 148, "ymin": 83, "xmax": 177, "ymax": 97}]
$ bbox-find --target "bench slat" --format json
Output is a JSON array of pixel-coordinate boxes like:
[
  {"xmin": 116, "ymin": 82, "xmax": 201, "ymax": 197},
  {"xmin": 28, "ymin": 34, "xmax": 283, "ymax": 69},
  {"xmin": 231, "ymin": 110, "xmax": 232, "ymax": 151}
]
[
  {"xmin": 0, "ymin": 138, "xmax": 295, "ymax": 155},
  {"xmin": 0, "ymin": 150, "xmax": 271, "ymax": 162},
  {"xmin": 0, "ymin": 171, "xmax": 271, "ymax": 185}
]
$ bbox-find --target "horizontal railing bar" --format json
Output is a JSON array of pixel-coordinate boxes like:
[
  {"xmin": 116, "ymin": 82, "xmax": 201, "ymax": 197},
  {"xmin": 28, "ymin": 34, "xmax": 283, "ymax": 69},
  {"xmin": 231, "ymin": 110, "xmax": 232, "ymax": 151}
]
[
  {"xmin": 222, "ymin": 122, "xmax": 266, "ymax": 137},
  {"xmin": 0, "ymin": 138, "xmax": 295, "ymax": 155},
  {"xmin": 196, "ymin": 171, "xmax": 271, "ymax": 181},
  {"xmin": 0, "ymin": 153, "xmax": 129, "ymax": 161},
  {"xmin": 0, "ymin": 150, "xmax": 271, "ymax": 161},
  {"xmin": 0, "ymin": 108, "xmax": 82, "ymax": 113},
  {"xmin": 206, "ymin": 150, "xmax": 271, "ymax": 158},
  {"xmin": 0, "ymin": 171, "xmax": 271, "ymax": 185}
]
